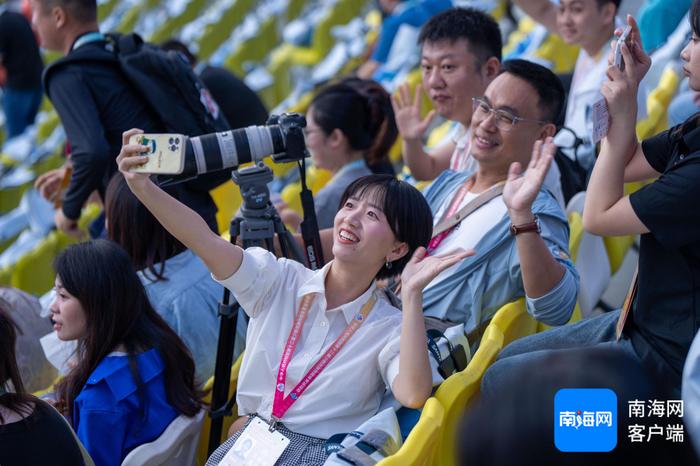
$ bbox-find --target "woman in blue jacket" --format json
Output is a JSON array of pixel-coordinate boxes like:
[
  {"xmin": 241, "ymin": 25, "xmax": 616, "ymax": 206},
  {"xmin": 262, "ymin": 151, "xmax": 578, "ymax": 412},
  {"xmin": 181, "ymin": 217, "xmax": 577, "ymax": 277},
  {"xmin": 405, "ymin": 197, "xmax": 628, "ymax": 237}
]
[{"xmin": 51, "ymin": 239, "xmax": 202, "ymax": 466}]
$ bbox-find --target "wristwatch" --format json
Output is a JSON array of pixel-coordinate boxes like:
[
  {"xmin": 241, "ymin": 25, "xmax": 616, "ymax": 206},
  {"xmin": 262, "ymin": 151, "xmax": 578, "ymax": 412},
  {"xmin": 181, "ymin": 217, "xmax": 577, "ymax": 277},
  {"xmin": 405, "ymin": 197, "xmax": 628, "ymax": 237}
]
[{"xmin": 510, "ymin": 216, "xmax": 541, "ymax": 236}]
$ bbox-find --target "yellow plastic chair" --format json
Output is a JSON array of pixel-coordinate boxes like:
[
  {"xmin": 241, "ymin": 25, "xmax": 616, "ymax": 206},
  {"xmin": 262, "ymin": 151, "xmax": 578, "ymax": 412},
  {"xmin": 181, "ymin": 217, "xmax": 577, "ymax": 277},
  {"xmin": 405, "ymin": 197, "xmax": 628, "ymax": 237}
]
[
  {"xmin": 636, "ymin": 65, "xmax": 681, "ymax": 141},
  {"xmin": 196, "ymin": 0, "xmax": 257, "ymax": 61},
  {"xmin": 267, "ymin": 0, "xmax": 368, "ymax": 105},
  {"xmin": 10, "ymin": 204, "xmax": 100, "ymax": 295},
  {"xmin": 503, "ymin": 17, "xmax": 579, "ymax": 74},
  {"xmin": 196, "ymin": 353, "xmax": 244, "ymax": 466},
  {"xmin": 433, "ymin": 324, "xmax": 504, "ymax": 466},
  {"xmin": 489, "ymin": 298, "xmax": 538, "ymax": 348},
  {"xmin": 376, "ymin": 398, "xmax": 445, "ymax": 466}
]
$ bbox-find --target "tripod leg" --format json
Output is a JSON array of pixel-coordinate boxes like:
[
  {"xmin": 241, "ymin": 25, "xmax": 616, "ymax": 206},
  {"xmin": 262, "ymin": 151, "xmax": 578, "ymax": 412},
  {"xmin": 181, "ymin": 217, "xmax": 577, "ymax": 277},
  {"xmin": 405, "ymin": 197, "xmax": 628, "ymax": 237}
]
[{"xmin": 207, "ymin": 221, "xmax": 243, "ymax": 455}]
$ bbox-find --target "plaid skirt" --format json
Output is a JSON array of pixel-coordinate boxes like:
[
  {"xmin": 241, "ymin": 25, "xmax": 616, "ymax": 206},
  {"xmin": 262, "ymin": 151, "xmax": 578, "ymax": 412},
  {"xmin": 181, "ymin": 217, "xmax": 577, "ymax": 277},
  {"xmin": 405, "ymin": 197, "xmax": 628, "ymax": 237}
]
[{"xmin": 206, "ymin": 415, "xmax": 329, "ymax": 466}]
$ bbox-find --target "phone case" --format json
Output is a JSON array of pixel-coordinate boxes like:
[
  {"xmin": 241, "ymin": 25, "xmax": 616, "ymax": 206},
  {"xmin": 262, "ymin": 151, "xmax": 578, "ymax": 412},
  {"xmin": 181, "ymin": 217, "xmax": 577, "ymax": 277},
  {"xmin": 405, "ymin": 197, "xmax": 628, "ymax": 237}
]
[
  {"xmin": 613, "ymin": 26, "xmax": 632, "ymax": 70},
  {"xmin": 128, "ymin": 133, "xmax": 187, "ymax": 174}
]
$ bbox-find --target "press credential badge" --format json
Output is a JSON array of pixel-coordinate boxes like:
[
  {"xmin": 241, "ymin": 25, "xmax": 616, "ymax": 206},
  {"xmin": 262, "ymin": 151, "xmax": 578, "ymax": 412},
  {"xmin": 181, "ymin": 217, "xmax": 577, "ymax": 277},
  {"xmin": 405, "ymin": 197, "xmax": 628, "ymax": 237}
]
[{"xmin": 219, "ymin": 418, "xmax": 290, "ymax": 466}]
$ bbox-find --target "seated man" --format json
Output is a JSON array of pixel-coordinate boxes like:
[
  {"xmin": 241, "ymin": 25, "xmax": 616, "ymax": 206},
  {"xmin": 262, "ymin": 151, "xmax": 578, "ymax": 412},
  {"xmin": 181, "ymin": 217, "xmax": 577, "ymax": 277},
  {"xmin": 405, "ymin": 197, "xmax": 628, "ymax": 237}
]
[
  {"xmin": 420, "ymin": 59, "xmax": 578, "ymax": 336},
  {"xmin": 512, "ymin": 0, "xmax": 621, "ymax": 170},
  {"xmin": 393, "ymin": 7, "xmax": 565, "ymax": 206}
]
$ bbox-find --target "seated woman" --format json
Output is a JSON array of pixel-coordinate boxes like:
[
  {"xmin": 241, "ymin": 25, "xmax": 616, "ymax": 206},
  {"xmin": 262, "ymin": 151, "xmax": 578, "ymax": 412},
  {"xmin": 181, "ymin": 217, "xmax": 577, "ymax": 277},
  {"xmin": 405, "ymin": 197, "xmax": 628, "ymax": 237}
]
[
  {"xmin": 282, "ymin": 78, "xmax": 398, "ymax": 230},
  {"xmin": 105, "ymin": 173, "xmax": 238, "ymax": 384},
  {"xmin": 51, "ymin": 239, "xmax": 202, "ymax": 466},
  {"xmin": 117, "ymin": 130, "xmax": 469, "ymax": 465},
  {"xmin": 0, "ymin": 306, "xmax": 87, "ymax": 466}
]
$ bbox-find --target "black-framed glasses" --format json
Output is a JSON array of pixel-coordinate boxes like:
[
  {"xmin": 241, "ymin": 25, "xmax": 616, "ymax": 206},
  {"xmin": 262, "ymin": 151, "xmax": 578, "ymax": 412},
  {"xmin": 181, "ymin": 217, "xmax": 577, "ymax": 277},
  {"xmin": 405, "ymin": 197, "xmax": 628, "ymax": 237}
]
[{"xmin": 471, "ymin": 97, "xmax": 547, "ymax": 132}]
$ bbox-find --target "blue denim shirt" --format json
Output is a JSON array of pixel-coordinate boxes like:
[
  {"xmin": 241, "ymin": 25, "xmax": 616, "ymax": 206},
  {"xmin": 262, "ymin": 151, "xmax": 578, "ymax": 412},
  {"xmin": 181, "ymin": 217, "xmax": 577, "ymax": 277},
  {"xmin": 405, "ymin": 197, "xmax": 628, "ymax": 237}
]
[
  {"xmin": 73, "ymin": 349, "xmax": 178, "ymax": 466},
  {"xmin": 139, "ymin": 249, "xmax": 229, "ymax": 385},
  {"xmin": 422, "ymin": 170, "xmax": 579, "ymax": 331}
]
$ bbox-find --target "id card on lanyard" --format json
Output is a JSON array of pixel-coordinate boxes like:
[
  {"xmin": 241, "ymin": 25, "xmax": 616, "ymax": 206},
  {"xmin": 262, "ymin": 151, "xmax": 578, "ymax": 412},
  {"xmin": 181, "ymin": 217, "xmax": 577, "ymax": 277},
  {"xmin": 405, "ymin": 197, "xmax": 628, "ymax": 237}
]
[{"xmin": 224, "ymin": 292, "xmax": 377, "ymax": 465}]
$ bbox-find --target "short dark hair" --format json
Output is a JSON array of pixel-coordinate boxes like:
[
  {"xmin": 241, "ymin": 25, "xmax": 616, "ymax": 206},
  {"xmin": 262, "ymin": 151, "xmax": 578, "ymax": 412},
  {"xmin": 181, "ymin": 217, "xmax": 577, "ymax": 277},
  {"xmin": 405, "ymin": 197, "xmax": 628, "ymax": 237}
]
[
  {"xmin": 338, "ymin": 175, "xmax": 433, "ymax": 280},
  {"xmin": 418, "ymin": 7, "xmax": 502, "ymax": 63},
  {"xmin": 500, "ymin": 59, "xmax": 565, "ymax": 124},
  {"xmin": 37, "ymin": 0, "xmax": 97, "ymax": 23},
  {"xmin": 597, "ymin": 0, "xmax": 621, "ymax": 9}
]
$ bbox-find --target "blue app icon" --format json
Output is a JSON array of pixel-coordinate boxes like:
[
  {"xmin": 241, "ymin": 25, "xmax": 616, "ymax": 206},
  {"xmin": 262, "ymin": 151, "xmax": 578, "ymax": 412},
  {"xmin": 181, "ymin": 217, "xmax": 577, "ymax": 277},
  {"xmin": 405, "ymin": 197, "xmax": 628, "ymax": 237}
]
[{"xmin": 554, "ymin": 388, "xmax": 617, "ymax": 452}]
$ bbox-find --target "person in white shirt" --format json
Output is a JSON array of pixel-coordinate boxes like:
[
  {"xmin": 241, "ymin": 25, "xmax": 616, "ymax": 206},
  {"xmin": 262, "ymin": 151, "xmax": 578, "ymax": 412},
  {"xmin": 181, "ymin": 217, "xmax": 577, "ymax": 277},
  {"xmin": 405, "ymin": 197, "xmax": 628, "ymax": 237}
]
[
  {"xmin": 512, "ymin": 0, "xmax": 622, "ymax": 169},
  {"xmin": 116, "ymin": 132, "xmax": 470, "ymax": 465}
]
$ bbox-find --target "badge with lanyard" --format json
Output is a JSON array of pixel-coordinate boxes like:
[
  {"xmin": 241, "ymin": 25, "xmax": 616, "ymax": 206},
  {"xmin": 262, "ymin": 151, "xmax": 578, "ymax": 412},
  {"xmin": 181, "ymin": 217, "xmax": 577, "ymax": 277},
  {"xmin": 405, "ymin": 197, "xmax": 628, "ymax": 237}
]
[{"xmin": 222, "ymin": 292, "xmax": 377, "ymax": 466}]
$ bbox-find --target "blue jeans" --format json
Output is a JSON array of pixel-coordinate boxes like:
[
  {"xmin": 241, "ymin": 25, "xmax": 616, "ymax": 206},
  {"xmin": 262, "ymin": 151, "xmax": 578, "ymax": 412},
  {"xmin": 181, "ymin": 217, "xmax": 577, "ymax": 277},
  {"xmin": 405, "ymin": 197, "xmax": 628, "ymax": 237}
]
[
  {"xmin": 3, "ymin": 87, "xmax": 43, "ymax": 139},
  {"xmin": 481, "ymin": 311, "xmax": 640, "ymax": 395}
]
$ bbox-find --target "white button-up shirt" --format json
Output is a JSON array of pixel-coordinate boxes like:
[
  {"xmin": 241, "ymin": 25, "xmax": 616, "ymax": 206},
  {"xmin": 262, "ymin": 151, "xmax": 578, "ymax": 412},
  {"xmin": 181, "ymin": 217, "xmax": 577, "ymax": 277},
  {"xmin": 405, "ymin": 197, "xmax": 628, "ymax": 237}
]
[{"xmin": 214, "ymin": 248, "xmax": 405, "ymax": 439}]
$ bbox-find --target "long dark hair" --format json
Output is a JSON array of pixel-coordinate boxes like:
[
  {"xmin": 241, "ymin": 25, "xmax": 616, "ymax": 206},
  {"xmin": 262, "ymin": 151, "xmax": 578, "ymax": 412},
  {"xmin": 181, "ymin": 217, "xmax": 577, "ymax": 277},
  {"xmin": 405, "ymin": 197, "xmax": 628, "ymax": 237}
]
[
  {"xmin": 53, "ymin": 240, "xmax": 200, "ymax": 420},
  {"xmin": 675, "ymin": 0, "xmax": 700, "ymax": 136},
  {"xmin": 105, "ymin": 173, "xmax": 186, "ymax": 281},
  {"xmin": 310, "ymin": 77, "xmax": 398, "ymax": 174},
  {"xmin": 0, "ymin": 306, "xmax": 33, "ymax": 423}
]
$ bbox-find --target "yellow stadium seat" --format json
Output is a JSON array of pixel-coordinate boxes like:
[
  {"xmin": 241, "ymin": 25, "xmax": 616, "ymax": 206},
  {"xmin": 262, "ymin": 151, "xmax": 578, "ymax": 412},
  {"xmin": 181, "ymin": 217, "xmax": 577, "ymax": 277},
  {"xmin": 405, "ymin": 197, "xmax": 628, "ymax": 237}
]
[
  {"xmin": 433, "ymin": 324, "xmax": 504, "ymax": 466},
  {"xmin": 537, "ymin": 212, "xmax": 583, "ymax": 332},
  {"xmin": 489, "ymin": 298, "xmax": 537, "ymax": 348},
  {"xmin": 279, "ymin": 166, "xmax": 333, "ymax": 217},
  {"xmin": 210, "ymin": 180, "xmax": 243, "ymax": 235},
  {"xmin": 636, "ymin": 65, "xmax": 681, "ymax": 140},
  {"xmin": 376, "ymin": 398, "xmax": 445, "ymax": 466},
  {"xmin": 10, "ymin": 203, "xmax": 100, "ymax": 295},
  {"xmin": 196, "ymin": 0, "xmax": 257, "ymax": 61},
  {"xmin": 196, "ymin": 353, "xmax": 244, "ymax": 466},
  {"xmin": 268, "ymin": 0, "xmax": 369, "ymax": 105}
]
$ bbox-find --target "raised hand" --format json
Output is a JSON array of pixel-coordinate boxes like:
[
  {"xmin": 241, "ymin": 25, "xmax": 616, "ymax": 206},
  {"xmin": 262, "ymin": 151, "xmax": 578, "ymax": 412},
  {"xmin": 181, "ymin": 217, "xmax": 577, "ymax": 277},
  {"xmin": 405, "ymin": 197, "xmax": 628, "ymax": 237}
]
[
  {"xmin": 116, "ymin": 128, "xmax": 151, "ymax": 191},
  {"xmin": 391, "ymin": 83, "xmax": 436, "ymax": 141},
  {"xmin": 602, "ymin": 15, "xmax": 651, "ymax": 121},
  {"xmin": 400, "ymin": 247, "xmax": 474, "ymax": 296},
  {"xmin": 503, "ymin": 137, "xmax": 556, "ymax": 218}
]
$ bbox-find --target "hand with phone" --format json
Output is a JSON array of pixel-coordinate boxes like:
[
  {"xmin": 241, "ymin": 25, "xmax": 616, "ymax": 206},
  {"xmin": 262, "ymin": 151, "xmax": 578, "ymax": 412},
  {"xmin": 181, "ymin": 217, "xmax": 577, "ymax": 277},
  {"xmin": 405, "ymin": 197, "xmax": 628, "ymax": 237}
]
[{"xmin": 602, "ymin": 15, "xmax": 651, "ymax": 124}]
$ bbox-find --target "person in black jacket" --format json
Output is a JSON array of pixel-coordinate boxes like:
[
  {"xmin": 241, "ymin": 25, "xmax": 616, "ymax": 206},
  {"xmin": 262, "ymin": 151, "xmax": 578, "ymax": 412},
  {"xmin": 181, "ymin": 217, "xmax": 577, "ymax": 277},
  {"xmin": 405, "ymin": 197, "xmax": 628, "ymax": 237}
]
[
  {"xmin": 32, "ymin": 0, "xmax": 219, "ymax": 236},
  {"xmin": 0, "ymin": 4, "xmax": 43, "ymax": 139}
]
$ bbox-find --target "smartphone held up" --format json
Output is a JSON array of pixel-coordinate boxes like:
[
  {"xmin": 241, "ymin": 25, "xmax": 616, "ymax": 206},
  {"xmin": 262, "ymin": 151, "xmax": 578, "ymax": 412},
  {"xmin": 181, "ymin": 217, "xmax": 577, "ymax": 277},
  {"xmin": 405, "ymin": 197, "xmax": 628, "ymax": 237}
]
[{"xmin": 128, "ymin": 133, "xmax": 187, "ymax": 175}]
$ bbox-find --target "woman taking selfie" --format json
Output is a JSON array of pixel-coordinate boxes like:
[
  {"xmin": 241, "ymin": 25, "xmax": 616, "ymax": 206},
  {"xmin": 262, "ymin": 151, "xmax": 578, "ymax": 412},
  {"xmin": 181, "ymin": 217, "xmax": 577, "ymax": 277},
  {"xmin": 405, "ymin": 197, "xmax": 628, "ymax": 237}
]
[
  {"xmin": 117, "ymin": 127, "xmax": 469, "ymax": 465},
  {"xmin": 50, "ymin": 239, "xmax": 202, "ymax": 466}
]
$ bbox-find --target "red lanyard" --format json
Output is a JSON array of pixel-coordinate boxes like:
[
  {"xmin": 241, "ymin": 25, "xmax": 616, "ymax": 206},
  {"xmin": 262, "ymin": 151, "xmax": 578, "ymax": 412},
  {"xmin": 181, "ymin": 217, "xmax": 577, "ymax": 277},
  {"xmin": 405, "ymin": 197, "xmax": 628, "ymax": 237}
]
[
  {"xmin": 270, "ymin": 292, "xmax": 377, "ymax": 427},
  {"xmin": 427, "ymin": 176, "xmax": 476, "ymax": 253}
]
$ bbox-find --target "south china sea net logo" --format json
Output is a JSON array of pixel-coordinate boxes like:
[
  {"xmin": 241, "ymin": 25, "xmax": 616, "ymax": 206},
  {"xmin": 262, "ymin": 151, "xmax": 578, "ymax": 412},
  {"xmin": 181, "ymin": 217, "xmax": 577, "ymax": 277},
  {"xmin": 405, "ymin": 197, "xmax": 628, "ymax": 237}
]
[{"xmin": 554, "ymin": 388, "xmax": 617, "ymax": 452}]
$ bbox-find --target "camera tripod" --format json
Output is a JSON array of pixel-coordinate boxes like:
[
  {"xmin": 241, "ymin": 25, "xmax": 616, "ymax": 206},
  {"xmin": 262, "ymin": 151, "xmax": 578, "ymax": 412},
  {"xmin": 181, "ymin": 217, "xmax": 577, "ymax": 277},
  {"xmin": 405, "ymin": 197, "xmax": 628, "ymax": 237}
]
[{"xmin": 206, "ymin": 162, "xmax": 315, "ymax": 454}]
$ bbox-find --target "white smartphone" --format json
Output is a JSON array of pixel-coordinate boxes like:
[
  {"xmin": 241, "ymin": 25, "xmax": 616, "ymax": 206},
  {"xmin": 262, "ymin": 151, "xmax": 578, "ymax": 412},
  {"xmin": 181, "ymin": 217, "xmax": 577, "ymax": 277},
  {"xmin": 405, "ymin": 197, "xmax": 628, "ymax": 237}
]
[
  {"xmin": 128, "ymin": 133, "xmax": 187, "ymax": 174},
  {"xmin": 613, "ymin": 26, "xmax": 632, "ymax": 70}
]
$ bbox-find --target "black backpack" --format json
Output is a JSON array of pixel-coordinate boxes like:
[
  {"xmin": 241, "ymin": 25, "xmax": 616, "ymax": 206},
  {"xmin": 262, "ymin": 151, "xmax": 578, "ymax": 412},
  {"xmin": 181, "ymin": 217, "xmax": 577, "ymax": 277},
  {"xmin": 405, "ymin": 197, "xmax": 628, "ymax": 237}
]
[
  {"xmin": 106, "ymin": 33, "xmax": 230, "ymax": 136},
  {"xmin": 44, "ymin": 32, "xmax": 232, "ymax": 190}
]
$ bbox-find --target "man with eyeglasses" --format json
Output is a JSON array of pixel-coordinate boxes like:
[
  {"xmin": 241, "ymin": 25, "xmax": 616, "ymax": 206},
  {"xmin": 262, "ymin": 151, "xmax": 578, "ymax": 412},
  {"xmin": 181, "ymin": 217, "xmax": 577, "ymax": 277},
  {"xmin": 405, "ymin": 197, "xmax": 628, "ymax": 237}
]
[
  {"xmin": 419, "ymin": 59, "xmax": 579, "ymax": 339},
  {"xmin": 392, "ymin": 7, "xmax": 565, "ymax": 207}
]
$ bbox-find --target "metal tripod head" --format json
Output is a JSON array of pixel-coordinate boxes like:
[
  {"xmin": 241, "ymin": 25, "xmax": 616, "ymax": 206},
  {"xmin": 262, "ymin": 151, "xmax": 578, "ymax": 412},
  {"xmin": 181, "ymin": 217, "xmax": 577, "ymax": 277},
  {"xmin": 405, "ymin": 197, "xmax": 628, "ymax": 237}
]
[{"xmin": 229, "ymin": 163, "xmax": 303, "ymax": 261}]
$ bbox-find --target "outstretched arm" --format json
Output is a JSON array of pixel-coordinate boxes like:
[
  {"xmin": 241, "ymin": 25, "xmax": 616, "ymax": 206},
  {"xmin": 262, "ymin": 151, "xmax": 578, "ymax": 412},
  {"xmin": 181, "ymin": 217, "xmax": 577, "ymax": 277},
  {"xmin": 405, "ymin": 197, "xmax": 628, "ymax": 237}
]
[
  {"xmin": 116, "ymin": 129, "xmax": 243, "ymax": 280},
  {"xmin": 392, "ymin": 247, "xmax": 473, "ymax": 408}
]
